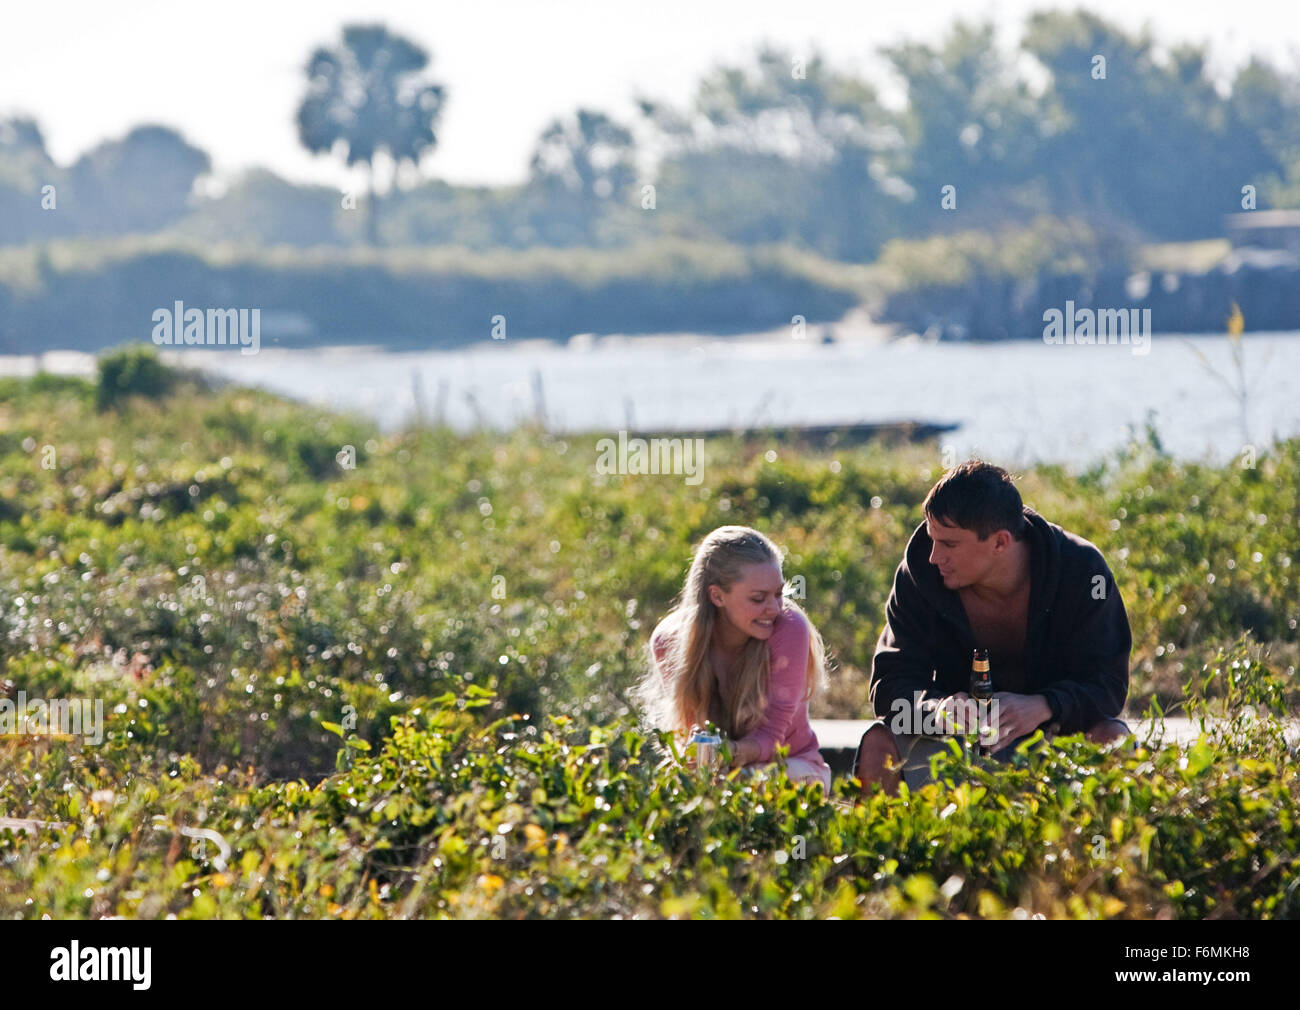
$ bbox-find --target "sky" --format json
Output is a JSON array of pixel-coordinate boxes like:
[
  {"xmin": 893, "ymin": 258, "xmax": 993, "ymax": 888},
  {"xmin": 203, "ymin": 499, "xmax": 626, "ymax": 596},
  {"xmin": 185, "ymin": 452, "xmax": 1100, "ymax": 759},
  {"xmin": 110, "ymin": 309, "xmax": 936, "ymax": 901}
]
[{"xmin": 2, "ymin": 0, "xmax": 1298, "ymax": 191}]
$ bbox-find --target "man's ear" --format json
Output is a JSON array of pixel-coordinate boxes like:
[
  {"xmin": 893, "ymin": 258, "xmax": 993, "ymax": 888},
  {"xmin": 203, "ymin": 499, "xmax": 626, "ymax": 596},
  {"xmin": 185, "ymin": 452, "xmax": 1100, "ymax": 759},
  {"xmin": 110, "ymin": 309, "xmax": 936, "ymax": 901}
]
[{"xmin": 993, "ymin": 529, "xmax": 1012, "ymax": 553}]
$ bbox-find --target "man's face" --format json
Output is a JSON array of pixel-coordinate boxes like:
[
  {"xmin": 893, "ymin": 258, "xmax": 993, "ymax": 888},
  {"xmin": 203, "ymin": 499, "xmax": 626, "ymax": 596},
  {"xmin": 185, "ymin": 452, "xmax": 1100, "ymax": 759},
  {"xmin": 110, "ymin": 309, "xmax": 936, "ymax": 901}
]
[{"xmin": 926, "ymin": 517, "xmax": 1002, "ymax": 590}]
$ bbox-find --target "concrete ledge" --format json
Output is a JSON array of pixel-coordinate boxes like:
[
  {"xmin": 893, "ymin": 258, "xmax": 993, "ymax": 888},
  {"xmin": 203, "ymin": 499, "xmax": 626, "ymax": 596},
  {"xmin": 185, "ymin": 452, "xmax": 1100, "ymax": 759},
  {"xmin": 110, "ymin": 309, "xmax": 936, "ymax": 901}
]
[{"xmin": 812, "ymin": 716, "xmax": 1300, "ymax": 775}]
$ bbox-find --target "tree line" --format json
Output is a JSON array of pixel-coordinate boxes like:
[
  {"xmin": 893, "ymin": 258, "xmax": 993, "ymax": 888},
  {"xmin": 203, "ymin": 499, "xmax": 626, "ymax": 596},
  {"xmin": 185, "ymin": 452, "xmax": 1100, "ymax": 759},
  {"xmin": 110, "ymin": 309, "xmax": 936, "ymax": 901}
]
[{"xmin": 2, "ymin": 10, "xmax": 1299, "ymax": 260}]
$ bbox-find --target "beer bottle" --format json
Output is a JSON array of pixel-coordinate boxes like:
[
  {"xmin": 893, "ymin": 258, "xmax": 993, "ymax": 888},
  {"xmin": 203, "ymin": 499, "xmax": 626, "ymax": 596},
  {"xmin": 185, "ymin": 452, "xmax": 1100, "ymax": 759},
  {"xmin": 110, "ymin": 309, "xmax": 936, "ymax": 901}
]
[{"xmin": 970, "ymin": 648, "xmax": 993, "ymax": 756}]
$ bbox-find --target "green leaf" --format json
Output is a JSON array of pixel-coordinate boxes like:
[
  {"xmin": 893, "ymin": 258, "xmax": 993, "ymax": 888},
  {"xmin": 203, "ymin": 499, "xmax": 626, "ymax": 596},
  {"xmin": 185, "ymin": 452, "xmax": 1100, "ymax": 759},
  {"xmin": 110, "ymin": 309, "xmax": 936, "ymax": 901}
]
[
  {"xmin": 1181, "ymin": 738, "xmax": 1214, "ymax": 777},
  {"xmin": 1139, "ymin": 824, "xmax": 1158, "ymax": 870}
]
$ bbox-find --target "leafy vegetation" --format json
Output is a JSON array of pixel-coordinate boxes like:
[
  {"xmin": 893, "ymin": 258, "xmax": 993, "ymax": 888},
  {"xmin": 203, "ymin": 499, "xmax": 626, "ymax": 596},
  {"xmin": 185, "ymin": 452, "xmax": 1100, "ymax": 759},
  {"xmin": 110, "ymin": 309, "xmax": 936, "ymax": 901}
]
[
  {"xmin": 94, "ymin": 344, "xmax": 179, "ymax": 410},
  {"xmin": 0, "ymin": 236, "xmax": 861, "ymax": 350},
  {"xmin": 3, "ymin": 664, "xmax": 1296, "ymax": 920},
  {"xmin": 872, "ymin": 216, "xmax": 1135, "ymax": 292},
  {"xmin": 0, "ymin": 359, "xmax": 1297, "ymax": 917}
]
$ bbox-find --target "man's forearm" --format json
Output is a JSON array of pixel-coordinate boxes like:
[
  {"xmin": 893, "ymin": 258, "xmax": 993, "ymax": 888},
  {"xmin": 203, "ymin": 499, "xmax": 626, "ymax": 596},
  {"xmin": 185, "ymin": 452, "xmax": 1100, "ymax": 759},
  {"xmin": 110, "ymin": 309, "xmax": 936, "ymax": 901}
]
[
  {"xmin": 985, "ymin": 692, "xmax": 1056, "ymax": 750},
  {"xmin": 1003, "ymin": 693, "xmax": 1053, "ymax": 733},
  {"xmin": 1039, "ymin": 670, "xmax": 1126, "ymax": 733}
]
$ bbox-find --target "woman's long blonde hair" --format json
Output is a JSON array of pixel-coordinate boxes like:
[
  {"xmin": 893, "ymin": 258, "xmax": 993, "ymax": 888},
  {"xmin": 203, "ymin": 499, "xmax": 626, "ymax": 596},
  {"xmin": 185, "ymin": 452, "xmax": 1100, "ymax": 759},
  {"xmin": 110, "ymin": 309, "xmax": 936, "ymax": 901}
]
[{"xmin": 636, "ymin": 525, "xmax": 826, "ymax": 742}]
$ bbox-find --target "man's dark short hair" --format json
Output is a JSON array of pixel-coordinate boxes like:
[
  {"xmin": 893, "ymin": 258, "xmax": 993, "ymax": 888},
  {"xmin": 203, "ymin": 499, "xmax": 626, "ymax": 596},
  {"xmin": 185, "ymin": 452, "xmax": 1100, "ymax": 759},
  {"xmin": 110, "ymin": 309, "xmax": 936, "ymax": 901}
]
[{"xmin": 922, "ymin": 461, "xmax": 1027, "ymax": 541}]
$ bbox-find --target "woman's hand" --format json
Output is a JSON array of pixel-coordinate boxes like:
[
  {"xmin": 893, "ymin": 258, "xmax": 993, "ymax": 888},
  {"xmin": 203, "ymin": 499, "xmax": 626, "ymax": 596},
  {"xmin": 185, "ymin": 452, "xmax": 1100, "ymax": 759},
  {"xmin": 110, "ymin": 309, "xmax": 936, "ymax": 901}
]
[{"xmin": 728, "ymin": 737, "xmax": 762, "ymax": 770}]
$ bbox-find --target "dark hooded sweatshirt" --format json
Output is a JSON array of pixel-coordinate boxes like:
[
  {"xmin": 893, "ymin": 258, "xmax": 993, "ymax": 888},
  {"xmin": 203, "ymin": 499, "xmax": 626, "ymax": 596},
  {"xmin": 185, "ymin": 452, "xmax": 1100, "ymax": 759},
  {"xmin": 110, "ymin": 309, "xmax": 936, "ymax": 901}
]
[{"xmin": 870, "ymin": 506, "xmax": 1131, "ymax": 736}]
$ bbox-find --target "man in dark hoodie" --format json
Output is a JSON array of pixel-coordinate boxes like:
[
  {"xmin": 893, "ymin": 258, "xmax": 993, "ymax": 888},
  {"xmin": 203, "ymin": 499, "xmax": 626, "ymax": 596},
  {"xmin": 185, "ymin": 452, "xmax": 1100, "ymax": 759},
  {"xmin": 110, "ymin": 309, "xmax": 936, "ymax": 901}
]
[{"xmin": 856, "ymin": 460, "xmax": 1131, "ymax": 796}]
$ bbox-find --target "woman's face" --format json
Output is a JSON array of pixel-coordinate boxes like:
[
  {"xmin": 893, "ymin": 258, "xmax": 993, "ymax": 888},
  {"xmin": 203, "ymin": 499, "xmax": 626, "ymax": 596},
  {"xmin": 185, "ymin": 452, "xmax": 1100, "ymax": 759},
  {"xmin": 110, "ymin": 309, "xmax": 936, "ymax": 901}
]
[{"xmin": 708, "ymin": 561, "xmax": 784, "ymax": 642}]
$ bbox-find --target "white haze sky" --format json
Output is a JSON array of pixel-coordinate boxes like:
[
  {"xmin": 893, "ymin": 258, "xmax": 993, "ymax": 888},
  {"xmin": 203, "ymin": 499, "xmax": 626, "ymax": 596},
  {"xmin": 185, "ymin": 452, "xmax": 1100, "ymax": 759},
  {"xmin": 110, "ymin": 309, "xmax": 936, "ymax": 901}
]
[{"xmin": 2, "ymin": 0, "xmax": 1298, "ymax": 191}]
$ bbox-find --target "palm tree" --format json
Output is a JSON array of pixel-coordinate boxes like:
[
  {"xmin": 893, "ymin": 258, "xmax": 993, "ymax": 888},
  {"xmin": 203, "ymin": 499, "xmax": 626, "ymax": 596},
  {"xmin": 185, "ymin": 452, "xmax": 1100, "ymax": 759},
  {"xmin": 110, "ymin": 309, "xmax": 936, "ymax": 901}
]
[
  {"xmin": 296, "ymin": 24, "xmax": 446, "ymax": 244},
  {"xmin": 527, "ymin": 109, "xmax": 636, "ymax": 245}
]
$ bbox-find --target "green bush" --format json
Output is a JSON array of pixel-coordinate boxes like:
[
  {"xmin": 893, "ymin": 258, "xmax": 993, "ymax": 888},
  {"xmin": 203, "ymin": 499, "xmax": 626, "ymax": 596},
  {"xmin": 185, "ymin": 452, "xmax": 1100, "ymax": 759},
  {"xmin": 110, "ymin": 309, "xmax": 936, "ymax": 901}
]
[
  {"xmin": 875, "ymin": 215, "xmax": 1136, "ymax": 291},
  {"xmin": 95, "ymin": 344, "xmax": 176, "ymax": 411},
  {"xmin": 2, "ymin": 686, "xmax": 1296, "ymax": 919}
]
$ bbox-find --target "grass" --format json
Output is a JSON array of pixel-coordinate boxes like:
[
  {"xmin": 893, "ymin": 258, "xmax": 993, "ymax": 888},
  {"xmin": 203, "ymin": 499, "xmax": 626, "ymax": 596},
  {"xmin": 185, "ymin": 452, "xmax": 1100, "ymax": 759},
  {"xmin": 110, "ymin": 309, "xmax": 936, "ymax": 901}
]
[{"xmin": 0, "ymin": 234, "xmax": 869, "ymax": 295}]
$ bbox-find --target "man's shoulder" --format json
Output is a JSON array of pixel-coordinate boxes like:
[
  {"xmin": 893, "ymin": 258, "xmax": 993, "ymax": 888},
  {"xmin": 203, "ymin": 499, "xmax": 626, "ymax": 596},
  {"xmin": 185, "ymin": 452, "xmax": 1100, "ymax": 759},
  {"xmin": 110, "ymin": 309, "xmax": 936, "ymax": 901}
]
[
  {"xmin": 1026, "ymin": 512, "xmax": 1120, "ymax": 616},
  {"xmin": 1028, "ymin": 509, "xmax": 1111, "ymax": 573}
]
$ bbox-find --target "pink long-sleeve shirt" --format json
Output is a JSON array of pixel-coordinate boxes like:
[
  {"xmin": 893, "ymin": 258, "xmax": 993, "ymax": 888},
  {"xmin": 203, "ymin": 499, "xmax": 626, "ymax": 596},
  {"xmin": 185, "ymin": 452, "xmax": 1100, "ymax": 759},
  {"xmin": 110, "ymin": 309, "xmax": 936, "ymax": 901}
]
[{"xmin": 649, "ymin": 602, "xmax": 826, "ymax": 766}]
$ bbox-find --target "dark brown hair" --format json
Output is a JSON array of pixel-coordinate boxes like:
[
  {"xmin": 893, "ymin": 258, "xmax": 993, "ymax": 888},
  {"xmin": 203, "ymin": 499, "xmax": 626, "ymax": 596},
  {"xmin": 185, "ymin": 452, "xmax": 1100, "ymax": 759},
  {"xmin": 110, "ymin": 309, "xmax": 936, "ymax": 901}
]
[{"xmin": 922, "ymin": 460, "xmax": 1027, "ymax": 540}]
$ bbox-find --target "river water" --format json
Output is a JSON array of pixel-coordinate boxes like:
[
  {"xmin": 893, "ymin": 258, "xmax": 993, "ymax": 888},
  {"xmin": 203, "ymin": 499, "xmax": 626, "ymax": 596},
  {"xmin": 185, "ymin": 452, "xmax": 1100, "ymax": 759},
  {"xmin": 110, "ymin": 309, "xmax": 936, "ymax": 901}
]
[{"xmin": 10, "ymin": 330, "xmax": 1299, "ymax": 466}]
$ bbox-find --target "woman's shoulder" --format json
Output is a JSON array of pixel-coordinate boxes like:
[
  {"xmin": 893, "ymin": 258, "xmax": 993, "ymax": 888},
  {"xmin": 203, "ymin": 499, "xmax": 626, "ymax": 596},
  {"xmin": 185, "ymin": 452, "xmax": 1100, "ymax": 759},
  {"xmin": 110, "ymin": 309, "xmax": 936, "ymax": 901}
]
[
  {"xmin": 649, "ymin": 614, "xmax": 680, "ymax": 657},
  {"xmin": 771, "ymin": 600, "xmax": 811, "ymax": 638},
  {"xmin": 766, "ymin": 602, "xmax": 812, "ymax": 679},
  {"xmin": 768, "ymin": 601, "xmax": 811, "ymax": 654}
]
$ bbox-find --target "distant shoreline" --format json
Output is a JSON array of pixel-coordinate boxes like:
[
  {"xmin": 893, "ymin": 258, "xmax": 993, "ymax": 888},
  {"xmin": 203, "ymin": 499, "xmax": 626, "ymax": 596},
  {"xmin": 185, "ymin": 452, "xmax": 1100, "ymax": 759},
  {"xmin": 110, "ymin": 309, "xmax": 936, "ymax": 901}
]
[{"xmin": 6, "ymin": 317, "xmax": 1300, "ymax": 380}]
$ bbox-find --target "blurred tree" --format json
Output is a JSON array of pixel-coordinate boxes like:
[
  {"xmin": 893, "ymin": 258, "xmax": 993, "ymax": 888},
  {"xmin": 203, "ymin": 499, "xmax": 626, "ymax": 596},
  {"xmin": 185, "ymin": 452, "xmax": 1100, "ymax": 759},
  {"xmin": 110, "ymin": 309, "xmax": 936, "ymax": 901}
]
[
  {"xmin": 1260, "ymin": 156, "xmax": 1300, "ymax": 209},
  {"xmin": 0, "ymin": 117, "xmax": 62, "ymax": 244},
  {"xmin": 1230, "ymin": 58, "xmax": 1300, "ymax": 166},
  {"xmin": 640, "ymin": 46, "xmax": 904, "ymax": 260},
  {"xmin": 525, "ymin": 109, "xmax": 637, "ymax": 245},
  {"xmin": 67, "ymin": 125, "xmax": 210, "ymax": 235},
  {"xmin": 172, "ymin": 169, "xmax": 348, "ymax": 246},
  {"xmin": 0, "ymin": 117, "xmax": 54, "ymax": 180},
  {"xmin": 1229, "ymin": 57, "xmax": 1300, "ymax": 209},
  {"xmin": 881, "ymin": 21, "xmax": 1045, "ymax": 234},
  {"xmin": 382, "ymin": 179, "xmax": 523, "ymax": 248},
  {"xmin": 296, "ymin": 23, "xmax": 447, "ymax": 244},
  {"xmin": 1021, "ymin": 10, "xmax": 1285, "ymax": 239},
  {"xmin": 689, "ymin": 46, "xmax": 890, "ymax": 159}
]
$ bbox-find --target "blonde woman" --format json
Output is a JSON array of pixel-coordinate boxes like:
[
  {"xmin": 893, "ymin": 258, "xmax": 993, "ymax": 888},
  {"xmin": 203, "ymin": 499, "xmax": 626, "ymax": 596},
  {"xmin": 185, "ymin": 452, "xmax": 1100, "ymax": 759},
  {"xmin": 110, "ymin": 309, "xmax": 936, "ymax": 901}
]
[{"xmin": 640, "ymin": 525, "xmax": 832, "ymax": 791}]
